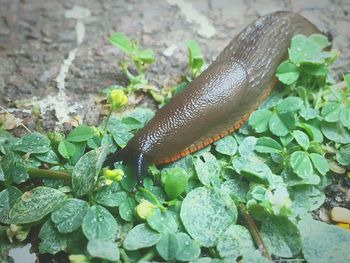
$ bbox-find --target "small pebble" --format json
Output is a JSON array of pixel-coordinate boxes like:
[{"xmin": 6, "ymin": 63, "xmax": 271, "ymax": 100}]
[{"xmin": 331, "ymin": 207, "xmax": 350, "ymax": 224}]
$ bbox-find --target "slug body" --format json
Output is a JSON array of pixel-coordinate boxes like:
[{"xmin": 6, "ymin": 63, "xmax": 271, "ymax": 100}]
[{"xmin": 105, "ymin": 11, "xmax": 320, "ymax": 184}]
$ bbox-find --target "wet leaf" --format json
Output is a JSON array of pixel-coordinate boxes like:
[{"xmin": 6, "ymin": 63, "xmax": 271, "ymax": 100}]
[
  {"xmin": 180, "ymin": 187, "xmax": 237, "ymax": 247},
  {"xmin": 217, "ymin": 225, "xmax": 255, "ymax": 260},
  {"xmin": 124, "ymin": 223, "xmax": 161, "ymax": 250},
  {"xmin": 39, "ymin": 219, "xmax": 67, "ymax": 254},
  {"xmin": 87, "ymin": 239, "xmax": 120, "ymax": 261},
  {"xmin": 13, "ymin": 132, "xmax": 51, "ymax": 153},
  {"xmin": 249, "ymin": 109, "xmax": 272, "ymax": 133},
  {"xmin": 51, "ymin": 198, "xmax": 89, "ymax": 233},
  {"xmin": 298, "ymin": 216, "xmax": 350, "ymax": 263},
  {"xmin": 214, "ymin": 136, "xmax": 238, "ymax": 156},
  {"xmin": 9, "ymin": 186, "xmax": 64, "ymax": 224},
  {"xmin": 261, "ymin": 216, "xmax": 301, "ymax": 257},
  {"xmin": 66, "ymin": 125, "xmax": 95, "ymax": 142},
  {"xmin": 82, "ymin": 205, "xmax": 118, "ymax": 241}
]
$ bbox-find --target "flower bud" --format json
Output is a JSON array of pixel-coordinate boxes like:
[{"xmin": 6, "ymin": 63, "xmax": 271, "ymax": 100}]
[
  {"xmin": 103, "ymin": 168, "xmax": 124, "ymax": 182},
  {"xmin": 136, "ymin": 199, "xmax": 157, "ymax": 220},
  {"xmin": 108, "ymin": 89, "xmax": 128, "ymax": 110}
]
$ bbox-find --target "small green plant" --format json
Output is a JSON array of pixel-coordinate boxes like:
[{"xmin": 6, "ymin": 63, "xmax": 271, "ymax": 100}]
[{"xmin": 1, "ymin": 34, "xmax": 350, "ymax": 263}]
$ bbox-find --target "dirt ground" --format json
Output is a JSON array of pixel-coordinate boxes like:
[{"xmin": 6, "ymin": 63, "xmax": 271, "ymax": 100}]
[{"xmin": 0, "ymin": 0, "xmax": 349, "ymax": 131}]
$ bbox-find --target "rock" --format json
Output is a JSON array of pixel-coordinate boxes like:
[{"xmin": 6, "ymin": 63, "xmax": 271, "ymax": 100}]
[
  {"xmin": 331, "ymin": 207, "xmax": 350, "ymax": 224},
  {"xmin": 319, "ymin": 207, "xmax": 331, "ymax": 223}
]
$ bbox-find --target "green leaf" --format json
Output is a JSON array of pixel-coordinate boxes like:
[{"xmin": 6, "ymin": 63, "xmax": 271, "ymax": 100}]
[
  {"xmin": 321, "ymin": 121, "xmax": 350, "ymax": 144},
  {"xmin": 310, "ymin": 153, "xmax": 329, "ymax": 175},
  {"xmin": 122, "ymin": 107, "xmax": 155, "ymax": 130},
  {"xmin": 0, "ymin": 186, "xmax": 22, "ymax": 224},
  {"xmin": 194, "ymin": 152, "xmax": 220, "ymax": 187},
  {"xmin": 336, "ymin": 144, "xmax": 350, "ymax": 166},
  {"xmin": 291, "ymin": 186, "xmax": 325, "ymax": 215},
  {"xmin": 309, "ymin": 34, "xmax": 330, "ymax": 49},
  {"xmin": 175, "ymin": 232, "xmax": 201, "ymax": 261},
  {"xmin": 156, "ymin": 232, "xmax": 178, "ymax": 261},
  {"xmin": 299, "ymin": 122, "xmax": 323, "ymax": 143},
  {"xmin": 289, "ymin": 34, "xmax": 323, "ymax": 65},
  {"xmin": 147, "ymin": 208, "xmax": 178, "ymax": 234},
  {"xmin": 277, "ymin": 97, "xmax": 303, "ymax": 113},
  {"xmin": 123, "ymin": 223, "xmax": 161, "ymax": 250},
  {"xmin": 214, "ymin": 136, "xmax": 238, "ymax": 156},
  {"xmin": 66, "ymin": 125, "xmax": 95, "ymax": 142},
  {"xmin": 221, "ymin": 178, "xmax": 249, "ymax": 203},
  {"xmin": 233, "ymin": 157, "xmax": 271, "ymax": 184},
  {"xmin": 68, "ymin": 142, "xmax": 86, "ymax": 165},
  {"xmin": 51, "ymin": 198, "xmax": 89, "ymax": 233},
  {"xmin": 321, "ymin": 102, "xmax": 340, "ymax": 122},
  {"xmin": 340, "ymin": 105, "xmax": 350, "ymax": 129},
  {"xmin": 1, "ymin": 151, "xmax": 29, "ymax": 183},
  {"xmin": 58, "ymin": 140, "xmax": 76, "ymax": 159},
  {"xmin": 276, "ymin": 61, "xmax": 300, "ymax": 85},
  {"xmin": 161, "ymin": 167, "xmax": 188, "ymax": 199},
  {"xmin": 290, "ymin": 151, "xmax": 313, "ymax": 178},
  {"xmin": 238, "ymin": 136, "xmax": 257, "ymax": 156},
  {"xmin": 248, "ymin": 109, "xmax": 272, "ymax": 133},
  {"xmin": 82, "ymin": 205, "xmax": 118, "ymax": 241},
  {"xmin": 187, "ymin": 40, "xmax": 205, "ymax": 76},
  {"xmin": 269, "ymin": 112, "xmax": 295, "ymax": 136},
  {"xmin": 35, "ymin": 150, "xmax": 60, "ymax": 164},
  {"xmin": 137, "ymin": 49, "xmax": 155, "ymax": 64},
  {"xmin": 216, "ymin": 225, "xmax": 255, "ymax": 260},
  {"xmin": 94, "ymin": 182, "xmax": 127, "ymax": 207},
  {"xmin": 107, "ymin": 118, "xmax": 133, "ymax": 148},
  {"xmin": 72, "ymin": 148, "xmax": 107, "ymax": 197},
  {"xmin": 13, "ymin": 132, "xmax": 51, "ymax": 153},
  {"xmin": 39, "ymin": 219, "xmax": 67, "ymax": 254},
  {"xmin": 119, "ymin": 197, "xmax": 137, "ymax": 222},
  {"xmin": 261, "ymin": 216, "xmax": 301, "ymax": 257},
  {"xmin": 180, "ymin": 187, "xmax": 237, "ymax": 247},
  {"xmin": 293, "ymin": 130, "xmax": 310, "ymax": 150},
  {"xmin": 298, "ymin": 216, "xmax": 350, "ymax": 263},
  {"xmin": 108, "ymin": 32, "xmax": 133, "ymax": 55},
  {"xmin": 255, "ymin": 137, "xmax": 283, "ymax": 153},
  {"xmin": 300, "ymin": 105, "xmax": 319, "ymax": 120},
  {"xmin": 87, "ymin": 239, "xmax": 120, "ymax": 261},
  {"xmin": 8, "ymin": 186, "xmax": 65, "ymax": 224}
]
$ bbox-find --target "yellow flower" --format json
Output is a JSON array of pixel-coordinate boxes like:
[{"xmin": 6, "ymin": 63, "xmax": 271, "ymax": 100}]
[
  {"xmin": 103, "ymin": 168, "xmax": 124, "ymax": 182},
  {"xmin": 336, "ymin": 223, "xmax": 350, "ymax": 232},
  {"xmin": 136, "ymin": 199, "xmax": 157, "ymax": 220},
  {"xmin": 108, "ymin": 89, "xmax": 128, "ymax": 110}
]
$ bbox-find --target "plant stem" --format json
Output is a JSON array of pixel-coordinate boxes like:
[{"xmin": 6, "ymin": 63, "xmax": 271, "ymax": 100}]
[
  {"xmin": 139, "ymin": 187, "xmax": 166, "ymax": 212},
  {"xmin": 239, "ymin": 204, "xmax": 273, "ymax": 261},
  {"xmin": 119, "ymin": 249, "xmax": 131, "ymax": 263},
  {"xmin": 27, "ymin": 168, "xmax": 71, "ymax": 181},
  {"xmin": 136, "ymin": 249, "xmax": 156, "ymax": 263}
]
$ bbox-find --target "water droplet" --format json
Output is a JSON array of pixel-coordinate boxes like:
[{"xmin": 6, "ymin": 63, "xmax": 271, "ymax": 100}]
[{"xmin": 184, "ymin": 241, "xmax": 190, "ymax": 246}]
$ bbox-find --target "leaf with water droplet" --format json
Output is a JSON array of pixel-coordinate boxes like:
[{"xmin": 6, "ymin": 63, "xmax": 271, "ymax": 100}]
[
  {"xmin": 9, "ymin": 186, "xmax": 65, "ymax": 224},
  {"xmin": 175, "ymin": 232, "xmax": 201, "ymax": 262},
  {"xmin": 82, "ymin": 205, "xmax": 118, "ymax": 241},
  {"xmin": 0, "ymin": 186, "xmax": 22, "ymax": 224},
  {"xmin": 13, "ymin": 132, "xmax": 51, "ymax": 154},
  {"xmin": 51, "ymin": 198, "xmax": 89, "ymax": 233}
]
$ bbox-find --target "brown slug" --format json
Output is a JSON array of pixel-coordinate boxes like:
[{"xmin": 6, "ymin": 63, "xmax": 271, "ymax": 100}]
[{"xmin": 104, "ymin": 11, "xmax": 321, "ymax": 184}]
